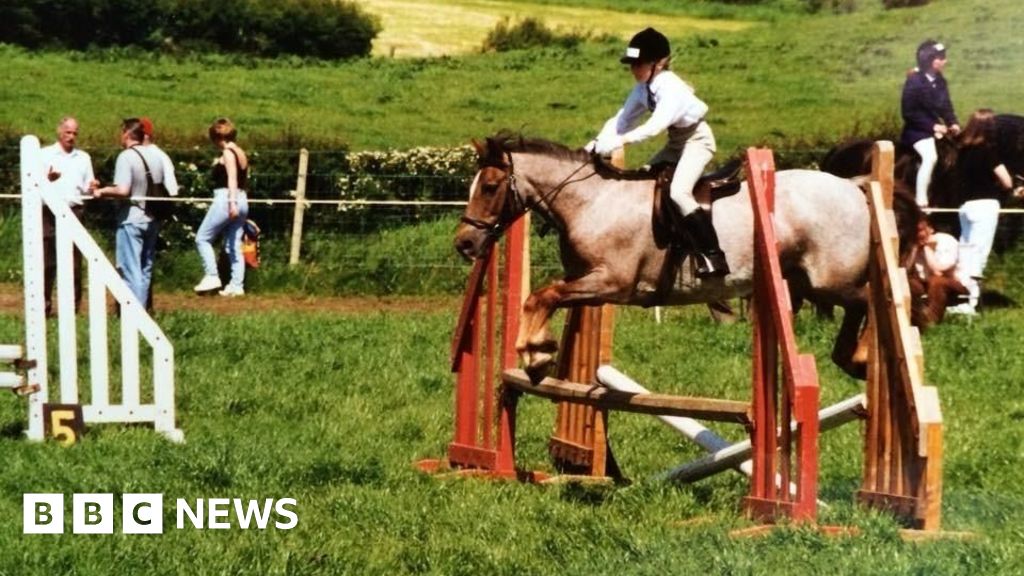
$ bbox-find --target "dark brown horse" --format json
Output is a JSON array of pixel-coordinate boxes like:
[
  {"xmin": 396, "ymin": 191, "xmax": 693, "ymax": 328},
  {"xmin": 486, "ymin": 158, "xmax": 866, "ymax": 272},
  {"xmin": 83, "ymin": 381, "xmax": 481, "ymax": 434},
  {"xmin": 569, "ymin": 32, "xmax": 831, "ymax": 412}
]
[
  {"xmin": 456, "ymin": 134, "xmax": 881, "ymax": 379},
  {"xmin": 821, "ymin": 114, "xmax": 1024, "ymax": 212}
]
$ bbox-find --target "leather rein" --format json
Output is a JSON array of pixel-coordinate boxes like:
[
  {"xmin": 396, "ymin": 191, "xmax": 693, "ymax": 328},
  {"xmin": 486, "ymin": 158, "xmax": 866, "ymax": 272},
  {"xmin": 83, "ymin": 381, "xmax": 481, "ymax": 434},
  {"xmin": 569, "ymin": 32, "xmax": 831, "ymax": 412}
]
[{"xmin": 459, "ymin": 152, "xmax": 595, "ymax": 240}]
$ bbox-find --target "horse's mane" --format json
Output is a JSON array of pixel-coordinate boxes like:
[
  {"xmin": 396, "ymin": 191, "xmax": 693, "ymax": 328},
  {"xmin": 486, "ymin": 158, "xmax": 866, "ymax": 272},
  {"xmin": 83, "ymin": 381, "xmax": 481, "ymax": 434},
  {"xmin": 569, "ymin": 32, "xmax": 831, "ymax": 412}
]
[
  {"xmin": 485, "ymin": 131, "xmax": 660, "ymax": 180},
  {"xmin": 487, "ymin": 131, "xmax": 591, "ymax": 164}
]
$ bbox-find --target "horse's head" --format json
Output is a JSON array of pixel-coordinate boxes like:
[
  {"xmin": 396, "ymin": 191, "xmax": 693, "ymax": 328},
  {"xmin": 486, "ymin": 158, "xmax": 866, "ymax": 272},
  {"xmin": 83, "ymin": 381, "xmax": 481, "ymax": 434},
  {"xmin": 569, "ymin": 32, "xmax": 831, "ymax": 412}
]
[{"xmin": 454, "ymin": 137, "xmax": 526, "ymax": 260}]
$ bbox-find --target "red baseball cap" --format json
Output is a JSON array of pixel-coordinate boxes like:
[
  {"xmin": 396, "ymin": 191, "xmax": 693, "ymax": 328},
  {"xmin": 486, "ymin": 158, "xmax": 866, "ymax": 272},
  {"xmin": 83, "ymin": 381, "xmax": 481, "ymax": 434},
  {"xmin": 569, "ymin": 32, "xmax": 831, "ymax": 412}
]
[{"xmin": 140, "ymin": 117, "xmax": 154, "ymax": 137}]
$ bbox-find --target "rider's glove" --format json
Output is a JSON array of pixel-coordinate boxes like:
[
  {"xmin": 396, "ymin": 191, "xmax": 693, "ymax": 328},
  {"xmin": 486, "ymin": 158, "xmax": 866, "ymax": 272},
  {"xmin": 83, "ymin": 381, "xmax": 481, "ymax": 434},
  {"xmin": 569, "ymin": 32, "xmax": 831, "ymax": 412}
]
[{"xmin": 594, "ymin": 134, "xmax": 625, "ymax": 155}]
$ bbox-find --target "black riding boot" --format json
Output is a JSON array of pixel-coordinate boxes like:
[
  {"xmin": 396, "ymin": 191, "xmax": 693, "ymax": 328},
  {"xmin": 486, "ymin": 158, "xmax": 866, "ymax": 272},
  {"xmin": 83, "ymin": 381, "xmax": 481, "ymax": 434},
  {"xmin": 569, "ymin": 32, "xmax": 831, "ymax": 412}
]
[{"xmin": 682, "ymin": 208, "xmax": 730, "ymax": 278}]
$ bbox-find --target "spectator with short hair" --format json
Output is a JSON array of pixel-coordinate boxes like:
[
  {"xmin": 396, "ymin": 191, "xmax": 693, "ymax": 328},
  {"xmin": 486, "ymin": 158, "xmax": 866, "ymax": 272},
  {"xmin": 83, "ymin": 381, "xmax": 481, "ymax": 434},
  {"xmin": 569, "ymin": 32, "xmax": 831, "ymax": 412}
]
[
  {"xmin": 193, "ymin": 117, "xmax": 250, "ymax": 297},
  {"xmin": 39, "ymin": 116, "xmax": 98, "ymax": 316},
  {"xmin": 93, "ymin": 118, "xmax": 167, "ymax": 310}
]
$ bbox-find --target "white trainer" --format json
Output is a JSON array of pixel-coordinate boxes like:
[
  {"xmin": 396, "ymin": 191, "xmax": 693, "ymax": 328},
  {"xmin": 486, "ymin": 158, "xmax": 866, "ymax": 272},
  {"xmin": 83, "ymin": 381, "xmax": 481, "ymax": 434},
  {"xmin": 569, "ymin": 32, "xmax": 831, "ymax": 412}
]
[
  {"xmin": 218, "ymin": 284, "xmax": 245, "ymax": 297},
  {"xmin": 194, "ymin": 275, "xmax": 222, "ymax": 293},
  {"xmin": 946, "ymin": 303, "xmax": 977, "ymax": 316}
]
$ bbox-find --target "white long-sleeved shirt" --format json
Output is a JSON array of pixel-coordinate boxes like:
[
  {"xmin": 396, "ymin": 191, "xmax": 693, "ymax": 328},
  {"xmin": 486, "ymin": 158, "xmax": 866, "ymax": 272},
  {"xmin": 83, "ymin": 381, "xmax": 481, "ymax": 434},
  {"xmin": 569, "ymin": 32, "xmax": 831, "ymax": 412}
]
[
  {"xmin": 39, "ymin": 143, "xmax": 95, "ymax": 207},
  {"xmin": 596, "ymin": 70, "xmax": 708, "ymax": 148}
]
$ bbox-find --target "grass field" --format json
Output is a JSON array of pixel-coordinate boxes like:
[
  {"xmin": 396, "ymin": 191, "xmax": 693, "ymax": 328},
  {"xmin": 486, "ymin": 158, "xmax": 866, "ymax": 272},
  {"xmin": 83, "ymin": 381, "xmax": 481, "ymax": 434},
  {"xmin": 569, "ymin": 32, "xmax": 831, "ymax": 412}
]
[
  {"xmin": 0, "ymin": 0, "xmax": 1021, "ymax": 155},
  {"xmin": 0, "ymin": 299, "xmax": 1022, "ymax": 574}
]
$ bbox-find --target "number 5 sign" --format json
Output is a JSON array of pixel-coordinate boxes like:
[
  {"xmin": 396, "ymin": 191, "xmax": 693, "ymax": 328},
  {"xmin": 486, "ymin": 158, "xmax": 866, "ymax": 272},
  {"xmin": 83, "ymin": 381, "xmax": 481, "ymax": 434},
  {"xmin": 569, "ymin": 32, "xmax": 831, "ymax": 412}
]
[{"xmin": 42, "ymin": 404, "xmax": 84, "ymax": 446}]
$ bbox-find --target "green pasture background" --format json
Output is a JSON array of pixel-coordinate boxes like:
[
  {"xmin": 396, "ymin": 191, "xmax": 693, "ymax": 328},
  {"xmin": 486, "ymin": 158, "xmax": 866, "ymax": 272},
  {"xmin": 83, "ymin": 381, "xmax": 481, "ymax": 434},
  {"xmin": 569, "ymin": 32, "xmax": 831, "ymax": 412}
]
[
  {"xmin": 2, "ymin": 1, "xmax": 1024, "ymax": 574},
  {"xmin": 1, "ymin": 0, "xmax": 1021, "ymax": 155}
]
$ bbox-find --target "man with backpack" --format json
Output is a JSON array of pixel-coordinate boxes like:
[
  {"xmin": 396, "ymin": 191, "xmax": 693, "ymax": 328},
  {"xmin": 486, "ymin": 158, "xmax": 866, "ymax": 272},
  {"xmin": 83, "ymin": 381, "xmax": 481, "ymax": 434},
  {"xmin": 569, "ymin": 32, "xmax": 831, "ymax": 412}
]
[{"xmin": 93, "ymin": 118, "xmax": 167, "ymax": 310}]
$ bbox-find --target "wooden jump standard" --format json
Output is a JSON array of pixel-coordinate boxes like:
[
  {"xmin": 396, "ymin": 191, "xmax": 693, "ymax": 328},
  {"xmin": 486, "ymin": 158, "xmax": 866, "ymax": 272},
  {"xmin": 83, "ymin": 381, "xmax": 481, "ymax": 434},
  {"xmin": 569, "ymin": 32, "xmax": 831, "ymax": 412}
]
[
  {"xmin": 421, "ymin": 148, "xmax": 823, "ymax": 523},
  {"xmin": 742, "ymin": 148, "xmax": 821, "ymax": 521},
  {"xmin": 415, "ymin": 211, "xmax": 528, "ymax": 478},
  {"xmin": 420, "ymin": 142, "xmax": 944, "ymax": 532},
  {"xmin": 858, "ymin": 141, "xmax": 944, "ymax": 531}
]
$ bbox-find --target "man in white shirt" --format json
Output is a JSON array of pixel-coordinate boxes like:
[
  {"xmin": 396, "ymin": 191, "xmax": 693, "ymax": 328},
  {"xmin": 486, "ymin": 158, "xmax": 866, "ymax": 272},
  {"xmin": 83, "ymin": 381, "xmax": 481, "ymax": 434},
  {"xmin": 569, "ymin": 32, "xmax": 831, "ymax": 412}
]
[{"xmin": 39, "ymin": 116, "xmax": 97, "ymax": 316}]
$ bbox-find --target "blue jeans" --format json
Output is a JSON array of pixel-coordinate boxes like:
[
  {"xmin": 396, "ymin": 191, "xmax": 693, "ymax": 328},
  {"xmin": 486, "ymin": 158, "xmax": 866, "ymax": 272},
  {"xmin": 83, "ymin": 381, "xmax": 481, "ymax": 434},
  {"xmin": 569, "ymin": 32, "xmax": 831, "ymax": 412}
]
[
  {"xmin": 116, "ymin": 219, "xmax": 161, "ymax": 309},
  {"xmin": 196, "ymin": 189, "xmax": 249, "ymax": 288}
]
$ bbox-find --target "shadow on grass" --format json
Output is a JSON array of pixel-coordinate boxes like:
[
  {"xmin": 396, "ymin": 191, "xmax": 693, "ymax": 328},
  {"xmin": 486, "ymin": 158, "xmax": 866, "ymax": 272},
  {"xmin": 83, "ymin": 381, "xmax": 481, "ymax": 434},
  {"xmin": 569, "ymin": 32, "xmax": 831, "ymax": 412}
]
[
  {"xmin": 0, "ymin": 420, "xmax": 25, "ymax": 439},
  {"xmin": 980, "ymin": 290, "xmax": 1016, "ymax": 309}
]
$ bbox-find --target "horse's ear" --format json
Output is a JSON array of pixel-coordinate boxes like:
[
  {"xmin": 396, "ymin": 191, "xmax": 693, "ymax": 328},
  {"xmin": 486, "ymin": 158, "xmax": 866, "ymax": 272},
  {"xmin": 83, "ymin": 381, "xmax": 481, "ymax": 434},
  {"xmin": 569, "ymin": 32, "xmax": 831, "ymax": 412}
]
[{"xmin": 471, "ymin": 138, "xmax": 487, "ymax": 158}]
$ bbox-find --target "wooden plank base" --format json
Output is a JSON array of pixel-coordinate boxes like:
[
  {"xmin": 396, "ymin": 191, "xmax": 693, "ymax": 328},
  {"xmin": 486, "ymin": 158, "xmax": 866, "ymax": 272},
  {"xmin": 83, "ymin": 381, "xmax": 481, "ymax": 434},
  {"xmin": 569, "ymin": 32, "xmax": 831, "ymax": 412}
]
[{"xmin": 503, "ymin": 370, "xmax": 751, "ymax": 424}]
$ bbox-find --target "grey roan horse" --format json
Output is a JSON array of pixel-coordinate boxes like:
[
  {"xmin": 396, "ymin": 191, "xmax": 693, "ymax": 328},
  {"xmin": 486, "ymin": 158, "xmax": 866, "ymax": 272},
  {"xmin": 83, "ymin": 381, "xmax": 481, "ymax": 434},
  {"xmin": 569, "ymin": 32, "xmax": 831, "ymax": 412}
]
[{"xmin": 455, "ymin": 134, "xmax": 873, "ymax": 379}]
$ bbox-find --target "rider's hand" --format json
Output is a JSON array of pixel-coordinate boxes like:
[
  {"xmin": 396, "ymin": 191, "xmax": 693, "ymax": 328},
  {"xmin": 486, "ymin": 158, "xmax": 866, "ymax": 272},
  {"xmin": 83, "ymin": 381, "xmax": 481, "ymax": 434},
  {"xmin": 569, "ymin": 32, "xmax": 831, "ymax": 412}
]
[
  {"xmin": 594, "ymin": 135, "xmax": 625, "ymax": 155},
  {"xmin": 583, "ymin": 139, "xmax": 598, "ymax": 153},
  {"xmin": 949, "ymin": 124, "xmax": 961, "ymax": 137}
]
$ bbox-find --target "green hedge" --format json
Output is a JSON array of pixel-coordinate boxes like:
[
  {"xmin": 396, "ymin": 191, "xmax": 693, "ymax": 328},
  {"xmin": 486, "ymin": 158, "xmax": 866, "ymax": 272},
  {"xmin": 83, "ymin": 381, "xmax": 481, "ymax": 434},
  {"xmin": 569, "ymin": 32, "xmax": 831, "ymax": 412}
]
[
  {"xmin": 0, "ymin": 0, "xmax": 380, "ymax": 60},
  {"xmin": 481, "ymin": 17, "xmax": 591, "ymax": 53}
]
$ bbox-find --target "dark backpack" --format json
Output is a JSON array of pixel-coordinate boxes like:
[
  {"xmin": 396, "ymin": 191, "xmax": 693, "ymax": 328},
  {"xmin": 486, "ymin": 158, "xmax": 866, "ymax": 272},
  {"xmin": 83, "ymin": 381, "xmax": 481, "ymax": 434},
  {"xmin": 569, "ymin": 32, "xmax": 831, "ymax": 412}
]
[{"xmin": 130, "ymin": 147, "xmax": 173, "ymax": 221}]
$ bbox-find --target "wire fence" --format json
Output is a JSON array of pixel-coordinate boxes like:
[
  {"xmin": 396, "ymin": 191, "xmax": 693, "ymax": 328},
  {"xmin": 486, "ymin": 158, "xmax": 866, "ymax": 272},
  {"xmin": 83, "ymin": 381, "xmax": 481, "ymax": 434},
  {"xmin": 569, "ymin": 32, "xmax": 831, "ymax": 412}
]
[
  {"xmin": 2, "ymin": 143, "xmax": 1024, "ymax": 301},
  {"xmin": 0, "ymin": 196, "xmax": 573, "ymax": 296}
]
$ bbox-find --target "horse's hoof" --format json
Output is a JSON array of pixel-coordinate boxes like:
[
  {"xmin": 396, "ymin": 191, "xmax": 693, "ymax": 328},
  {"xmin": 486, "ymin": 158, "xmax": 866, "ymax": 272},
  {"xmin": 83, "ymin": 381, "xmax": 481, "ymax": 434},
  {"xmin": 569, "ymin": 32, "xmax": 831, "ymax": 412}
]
[
  {"xmin": 525, "ymin": 352, "xmax": 553, "ymax": 383},
  {"xmin": 841, "ymin": 360, "xmax": 867, "ymax": 381}
]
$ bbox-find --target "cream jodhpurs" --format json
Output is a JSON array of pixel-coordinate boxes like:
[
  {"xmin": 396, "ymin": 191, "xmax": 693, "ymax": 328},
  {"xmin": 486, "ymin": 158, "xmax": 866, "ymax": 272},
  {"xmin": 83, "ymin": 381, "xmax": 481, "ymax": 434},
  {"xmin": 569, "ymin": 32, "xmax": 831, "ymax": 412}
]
[{"xmin": 650, "ymin": 121, "xmax": 716, "ymax": 216}]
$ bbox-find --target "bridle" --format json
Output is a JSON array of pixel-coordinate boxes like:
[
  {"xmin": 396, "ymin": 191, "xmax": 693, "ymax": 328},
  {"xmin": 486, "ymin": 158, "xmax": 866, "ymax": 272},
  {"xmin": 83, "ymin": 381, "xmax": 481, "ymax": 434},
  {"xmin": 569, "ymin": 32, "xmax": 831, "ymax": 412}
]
[
  {"xmin": 459, "ymin": 153, "xmax": 527, "ymax": 240},
  {"xmin": 459, "ymin": 151, "xmax": 595, "ymax": 240}
]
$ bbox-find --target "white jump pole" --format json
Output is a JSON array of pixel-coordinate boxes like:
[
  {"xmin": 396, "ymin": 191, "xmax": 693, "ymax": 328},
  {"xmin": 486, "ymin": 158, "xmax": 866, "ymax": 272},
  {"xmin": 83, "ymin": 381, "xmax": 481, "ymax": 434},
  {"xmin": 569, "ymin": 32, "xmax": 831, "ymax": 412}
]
[
  {"xmin": 597, "ymin": 364, "xmax": 737, "ymax": 455},
  {"xmin": 597, "ymin": 365, "xmax": 863, "ymax": 501},
  {"xmin": 660, "ymin": 394, "xmax": 865, "ymax": 483}
]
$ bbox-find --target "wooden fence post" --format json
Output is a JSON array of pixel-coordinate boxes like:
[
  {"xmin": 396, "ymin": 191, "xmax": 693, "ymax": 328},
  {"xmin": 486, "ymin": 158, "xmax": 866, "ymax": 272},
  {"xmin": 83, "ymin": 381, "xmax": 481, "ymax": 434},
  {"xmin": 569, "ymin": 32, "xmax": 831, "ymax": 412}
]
[{"xmin": 289, "ymin": 148, "xmax": 309, "ymax": 266}]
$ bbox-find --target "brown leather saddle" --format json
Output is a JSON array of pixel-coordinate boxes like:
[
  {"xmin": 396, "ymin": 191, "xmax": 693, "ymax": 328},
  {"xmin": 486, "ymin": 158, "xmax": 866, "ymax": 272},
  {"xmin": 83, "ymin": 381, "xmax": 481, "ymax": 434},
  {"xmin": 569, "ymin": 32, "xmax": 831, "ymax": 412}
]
[{"xmin": 594, "ymin": 156, "xmax": 743, "ymax": 249}]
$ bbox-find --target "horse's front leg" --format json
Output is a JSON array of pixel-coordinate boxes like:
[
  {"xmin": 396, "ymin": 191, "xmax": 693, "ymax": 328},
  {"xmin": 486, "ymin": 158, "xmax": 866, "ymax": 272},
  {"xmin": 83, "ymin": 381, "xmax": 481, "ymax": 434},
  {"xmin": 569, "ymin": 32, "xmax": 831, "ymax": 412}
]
[
  {"xmin": 833, "ymin": 301, "xmax": 868, "ymax": 379},
  {"xmin": 516, "ymin": 274, "xmax": 620, "ymax": 382}
]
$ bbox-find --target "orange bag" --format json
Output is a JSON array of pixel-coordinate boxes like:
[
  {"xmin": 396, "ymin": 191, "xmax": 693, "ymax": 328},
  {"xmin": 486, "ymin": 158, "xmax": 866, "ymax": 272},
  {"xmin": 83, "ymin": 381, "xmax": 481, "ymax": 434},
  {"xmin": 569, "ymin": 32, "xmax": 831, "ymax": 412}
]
[{"xmin": 242, "ymin": 219, "xmax": 261, "ymax": 269}]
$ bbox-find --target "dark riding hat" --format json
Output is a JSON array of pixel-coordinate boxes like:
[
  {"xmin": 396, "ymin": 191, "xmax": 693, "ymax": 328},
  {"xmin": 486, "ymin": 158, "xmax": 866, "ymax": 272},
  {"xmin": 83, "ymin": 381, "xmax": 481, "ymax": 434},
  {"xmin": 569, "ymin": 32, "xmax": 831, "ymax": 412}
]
[
  {"xmin": 620, "ymin": 27, "xmax": 671, "ymax": 64},
  {"xmin": 916, "ymin": 39, "xmax": 946, "ymax": 70}
]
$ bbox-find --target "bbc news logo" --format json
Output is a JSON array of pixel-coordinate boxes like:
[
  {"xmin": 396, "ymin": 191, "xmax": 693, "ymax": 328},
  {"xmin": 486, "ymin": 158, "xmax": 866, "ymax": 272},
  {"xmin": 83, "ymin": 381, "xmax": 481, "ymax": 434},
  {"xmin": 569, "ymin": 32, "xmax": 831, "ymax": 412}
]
[{"xmin": 24, "ymin": 494, "xmax": 298, "ymax": 534}]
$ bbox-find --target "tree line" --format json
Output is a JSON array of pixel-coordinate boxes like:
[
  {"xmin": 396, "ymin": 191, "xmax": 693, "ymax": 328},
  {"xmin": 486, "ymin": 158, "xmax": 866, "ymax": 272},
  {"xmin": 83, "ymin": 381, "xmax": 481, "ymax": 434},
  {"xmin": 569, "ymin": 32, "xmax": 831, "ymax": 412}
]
[{"xmin": 0, "ymin": 0, "xmax": 380, "ymax": 60}]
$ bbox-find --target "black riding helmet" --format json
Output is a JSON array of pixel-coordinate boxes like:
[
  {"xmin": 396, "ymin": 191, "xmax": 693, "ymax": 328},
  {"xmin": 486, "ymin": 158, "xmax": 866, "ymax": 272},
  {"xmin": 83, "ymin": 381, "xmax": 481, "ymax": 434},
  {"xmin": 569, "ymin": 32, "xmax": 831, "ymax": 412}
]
[
  {"xmin": 916, "ymin": 39, "xmax": 946, "ymax": 71},
  {"xmin": 620, "ymin": 27, "xmax": 671, "ymax": 64}
]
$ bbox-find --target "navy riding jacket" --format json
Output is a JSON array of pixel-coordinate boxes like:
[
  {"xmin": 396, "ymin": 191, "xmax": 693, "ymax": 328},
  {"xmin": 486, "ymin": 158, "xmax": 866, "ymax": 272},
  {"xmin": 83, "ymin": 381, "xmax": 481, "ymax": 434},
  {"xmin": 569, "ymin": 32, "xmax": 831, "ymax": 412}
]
[{"xmin": 900, "ymin": 71, "xmax": 958, "ymax": 147}]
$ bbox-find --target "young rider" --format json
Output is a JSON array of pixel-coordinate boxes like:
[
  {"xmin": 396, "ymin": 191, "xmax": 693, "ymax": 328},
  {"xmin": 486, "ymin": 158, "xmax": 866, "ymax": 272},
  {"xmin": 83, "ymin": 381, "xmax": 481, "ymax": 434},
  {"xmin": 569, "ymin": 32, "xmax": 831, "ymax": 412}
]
[
  {"xmin": 901, "ymin": 39, "xmax": 959, "ymax": 208},
  {"xmin": 588, "ymin": 27, "xmax": 728, "ymax": 277}
]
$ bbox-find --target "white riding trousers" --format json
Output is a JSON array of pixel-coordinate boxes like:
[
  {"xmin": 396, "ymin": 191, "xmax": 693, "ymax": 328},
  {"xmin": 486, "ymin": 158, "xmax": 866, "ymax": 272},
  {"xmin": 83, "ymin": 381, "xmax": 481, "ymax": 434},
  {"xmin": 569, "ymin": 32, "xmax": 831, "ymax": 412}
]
[
  {"xmin": 913, "ymin": 137, "xmax": 938, "ymax": 207},
  {"xmin": 650, "ymin": 121, "xmax": 717, "ymax": 215},
  {"xmin": 957, "ymin": 198, "xmax": 1000, "ymax": 305}
]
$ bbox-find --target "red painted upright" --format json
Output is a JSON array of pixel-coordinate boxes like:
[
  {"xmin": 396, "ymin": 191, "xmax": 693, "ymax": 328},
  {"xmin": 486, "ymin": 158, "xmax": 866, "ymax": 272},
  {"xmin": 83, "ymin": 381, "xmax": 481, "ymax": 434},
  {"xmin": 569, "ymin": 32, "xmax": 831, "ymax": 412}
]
[
  {"xmin": 418, "ymin": 215, "xmax": 528, "ymax": 478},
  {"xmin": 745, "ymin": 148, "xmax": 821, "ymax": 522}
]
